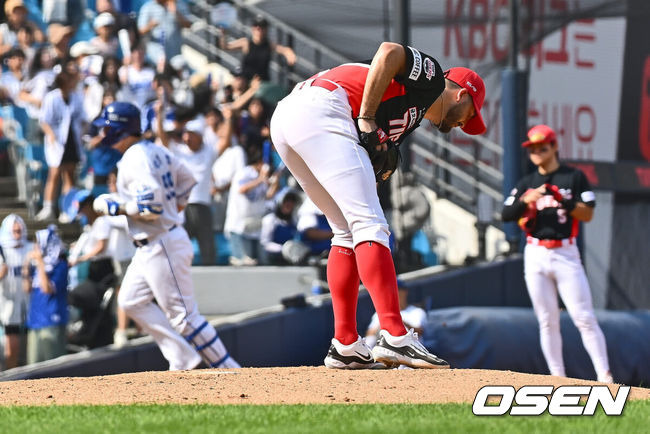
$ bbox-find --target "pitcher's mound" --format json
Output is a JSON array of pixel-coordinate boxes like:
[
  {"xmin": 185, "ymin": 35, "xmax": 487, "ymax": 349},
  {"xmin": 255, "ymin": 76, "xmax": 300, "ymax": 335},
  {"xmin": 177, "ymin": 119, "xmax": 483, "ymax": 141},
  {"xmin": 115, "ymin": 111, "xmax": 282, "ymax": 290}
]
[{"xmin": 0, "ymin": 367, "xmax": 646, "ymax": 406}]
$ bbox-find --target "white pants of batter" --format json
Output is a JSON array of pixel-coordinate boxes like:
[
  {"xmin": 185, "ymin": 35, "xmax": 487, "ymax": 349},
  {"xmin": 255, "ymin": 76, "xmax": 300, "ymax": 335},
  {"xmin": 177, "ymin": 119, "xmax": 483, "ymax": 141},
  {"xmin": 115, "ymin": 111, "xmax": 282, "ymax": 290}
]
[
  {"xmin": 118, "ymin": 227, "xmax": 238, "ymax": 370},
  {"xmin": 270, "ymin": 82, "xmax": 390, "ymax": 249},
  {"xmin": 524, "ymin": 243, "xmax": 610, "ymax": 379}
]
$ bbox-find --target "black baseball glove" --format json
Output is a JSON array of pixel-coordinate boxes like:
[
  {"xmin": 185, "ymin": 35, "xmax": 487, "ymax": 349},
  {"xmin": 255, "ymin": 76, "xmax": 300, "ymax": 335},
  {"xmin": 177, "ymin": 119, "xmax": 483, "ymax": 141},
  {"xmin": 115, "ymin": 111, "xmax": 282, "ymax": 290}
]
[{"xmin": 358, "ymin": 127, "xmax": 401, "ymax": 182}]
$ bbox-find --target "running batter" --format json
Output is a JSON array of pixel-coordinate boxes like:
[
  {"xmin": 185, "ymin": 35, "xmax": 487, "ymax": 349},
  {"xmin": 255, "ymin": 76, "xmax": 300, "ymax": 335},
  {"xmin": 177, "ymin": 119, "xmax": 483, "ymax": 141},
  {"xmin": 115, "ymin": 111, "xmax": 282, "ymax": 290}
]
[
  {"xmin": 92, "ymin": 102, "xmax": 239, "ymax": 370},
  {"xmin": 501, "ymin": 124, "xmax": 613, "ymax": 383},
  {"xmin": 271, "ymin": 42, "xmax": 487, "ymax": 369}
]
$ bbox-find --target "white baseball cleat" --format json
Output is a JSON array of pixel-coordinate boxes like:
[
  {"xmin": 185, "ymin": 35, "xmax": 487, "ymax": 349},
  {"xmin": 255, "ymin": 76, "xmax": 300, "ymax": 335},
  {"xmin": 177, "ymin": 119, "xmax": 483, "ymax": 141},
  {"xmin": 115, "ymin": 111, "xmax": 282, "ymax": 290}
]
[
  {"xmin": 324, "ymin": 335, "xmax": 386, "ymax": 369},
  {"xmin": 372, "ymin": 329, "xmax": 450, "ymax": 369}
]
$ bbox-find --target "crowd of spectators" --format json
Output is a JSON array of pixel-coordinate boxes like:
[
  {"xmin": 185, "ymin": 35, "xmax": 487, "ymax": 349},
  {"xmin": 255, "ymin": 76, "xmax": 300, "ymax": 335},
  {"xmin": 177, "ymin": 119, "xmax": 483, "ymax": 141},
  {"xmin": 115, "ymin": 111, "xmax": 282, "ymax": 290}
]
[{"xmin": 0, "ymin": 0, "xmax": 332, "ymax": 369}]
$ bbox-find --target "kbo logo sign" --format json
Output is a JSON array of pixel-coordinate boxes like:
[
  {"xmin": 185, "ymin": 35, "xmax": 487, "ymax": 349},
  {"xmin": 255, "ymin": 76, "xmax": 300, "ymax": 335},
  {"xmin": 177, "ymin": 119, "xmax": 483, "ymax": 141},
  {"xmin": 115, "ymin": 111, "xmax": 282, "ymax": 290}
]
[{"xmin": 472, "ymin": 385, "xmax": 630, "ymax": 416}]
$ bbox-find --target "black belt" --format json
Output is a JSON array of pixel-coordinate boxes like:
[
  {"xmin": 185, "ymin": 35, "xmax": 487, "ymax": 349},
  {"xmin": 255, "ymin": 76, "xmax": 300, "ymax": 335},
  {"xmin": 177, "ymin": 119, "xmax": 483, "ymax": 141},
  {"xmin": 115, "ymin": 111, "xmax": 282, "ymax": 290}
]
[{"xmin": 133, "ymin": 225, "xmax": 177, "ymax": 248}]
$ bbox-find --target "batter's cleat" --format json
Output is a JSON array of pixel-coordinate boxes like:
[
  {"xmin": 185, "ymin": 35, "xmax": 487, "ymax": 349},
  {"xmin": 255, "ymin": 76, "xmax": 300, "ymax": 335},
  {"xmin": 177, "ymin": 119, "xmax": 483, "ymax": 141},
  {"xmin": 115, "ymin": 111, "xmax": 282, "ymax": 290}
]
[
  {"xmin": 324, "ymin": 336, "xmax": 386, "ymax": 369},
  {"xmin": 372, "ymin": 329, "xmax": 450, "ymax": 369}
]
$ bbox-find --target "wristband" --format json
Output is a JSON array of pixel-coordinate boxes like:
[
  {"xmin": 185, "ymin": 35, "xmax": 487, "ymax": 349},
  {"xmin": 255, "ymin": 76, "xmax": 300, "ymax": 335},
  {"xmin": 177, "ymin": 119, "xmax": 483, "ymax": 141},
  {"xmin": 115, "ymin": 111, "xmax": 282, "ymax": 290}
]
[{"xmin": 357, "ymin": 115, "xmax": 376, "ymax": 121}]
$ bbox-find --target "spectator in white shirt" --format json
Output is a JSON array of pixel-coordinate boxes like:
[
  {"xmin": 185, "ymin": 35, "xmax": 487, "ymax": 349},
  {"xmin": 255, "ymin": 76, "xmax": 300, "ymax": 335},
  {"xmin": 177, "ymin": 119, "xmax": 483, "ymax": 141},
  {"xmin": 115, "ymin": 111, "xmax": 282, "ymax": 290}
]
[
  {"xmin": 224, "ymin": 146, "xmax": 280, "ymax": 265},
  {"xmin": 0, "ymin": 214, "xmax": 31, "ymax": 369},
  {"xmin": 118, "ymin": 44, "xmax": 155, "ymax": 109},
  {"xmin": 0, "ymin": 47, "xmax": 26, "ymax": 104},
  {"xmin": 137, "ymin": 0, "xmax": 191, "ymax": 64},
  {"xmin": 90, "ymin": 12, "xmax": 120, "ymax": 59},
  {"xmin": 37, "ymin": 68, "xmax": 86, "ymax": 221}
]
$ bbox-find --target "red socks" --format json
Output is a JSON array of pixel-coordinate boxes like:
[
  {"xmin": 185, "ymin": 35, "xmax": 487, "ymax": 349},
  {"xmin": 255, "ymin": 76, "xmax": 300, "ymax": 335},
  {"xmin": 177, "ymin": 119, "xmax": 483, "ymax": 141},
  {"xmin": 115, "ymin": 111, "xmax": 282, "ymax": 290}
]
[
  {"xmin": 355, "ymin": 241, "xmax": 406, "ymax": 337},
  {"xmin": 327, "ymin": 246, "xmax": 361, "ymax": 345}
]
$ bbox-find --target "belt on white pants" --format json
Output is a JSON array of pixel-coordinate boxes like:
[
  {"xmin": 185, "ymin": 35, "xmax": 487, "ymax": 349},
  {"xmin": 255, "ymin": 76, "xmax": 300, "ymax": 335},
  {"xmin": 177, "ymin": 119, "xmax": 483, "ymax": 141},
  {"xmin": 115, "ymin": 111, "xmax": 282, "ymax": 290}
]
[
  {"xmin": 526, "ymin": 236, "xmax": 575, "ymax": 249},
  {"xmin": 295, "ymin": 77, "xmax": 340, "ymax": 92}
]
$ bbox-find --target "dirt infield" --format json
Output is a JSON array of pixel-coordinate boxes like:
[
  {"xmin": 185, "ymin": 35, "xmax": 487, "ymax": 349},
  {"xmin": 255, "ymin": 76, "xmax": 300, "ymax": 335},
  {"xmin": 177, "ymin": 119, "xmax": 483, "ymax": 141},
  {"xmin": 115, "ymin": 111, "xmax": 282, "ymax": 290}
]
[{"xmin": 0, "ymin": 367, "xmax": 647, "ymax": 406}]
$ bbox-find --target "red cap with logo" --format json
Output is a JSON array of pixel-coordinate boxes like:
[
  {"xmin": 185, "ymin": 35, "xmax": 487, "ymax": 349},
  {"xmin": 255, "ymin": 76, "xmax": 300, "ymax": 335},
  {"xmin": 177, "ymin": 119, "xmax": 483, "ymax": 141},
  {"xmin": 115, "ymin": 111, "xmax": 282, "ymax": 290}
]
[
  {"xmin": 444, "ymin": 67, "xmax": 486, "ymax": 135},
  {"xmin": 522, "ymin": 124, "xmax": 557, "ymax": 147}
]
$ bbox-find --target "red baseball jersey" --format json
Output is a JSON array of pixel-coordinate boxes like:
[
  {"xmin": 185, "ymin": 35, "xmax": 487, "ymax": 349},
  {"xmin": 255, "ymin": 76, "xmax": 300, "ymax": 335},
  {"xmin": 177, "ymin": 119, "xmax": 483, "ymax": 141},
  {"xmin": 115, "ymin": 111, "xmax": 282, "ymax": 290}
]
[{"xmin": 314, "ymin": 45, "xmax": 445, "ymax": 144}]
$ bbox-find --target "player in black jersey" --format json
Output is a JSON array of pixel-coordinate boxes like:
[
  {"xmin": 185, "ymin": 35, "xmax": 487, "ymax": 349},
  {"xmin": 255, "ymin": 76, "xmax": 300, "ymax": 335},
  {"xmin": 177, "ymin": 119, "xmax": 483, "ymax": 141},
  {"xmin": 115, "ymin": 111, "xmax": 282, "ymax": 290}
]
[
  {"xmin": 271, "ymin": 42, "xmax": 487, "ymax": 370},
  {"xmin": 502, "ymin": 124, "xmax": 613, "ymax": 383}
]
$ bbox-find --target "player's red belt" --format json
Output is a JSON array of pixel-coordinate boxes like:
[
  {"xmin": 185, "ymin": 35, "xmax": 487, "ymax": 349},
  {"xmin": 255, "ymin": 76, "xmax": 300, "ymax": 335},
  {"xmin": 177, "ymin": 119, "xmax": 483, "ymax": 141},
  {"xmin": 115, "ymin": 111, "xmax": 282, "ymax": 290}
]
[
  {"xmin": 526, "ymin": 236, "xmax": 575, "ymax": 249},
  {"xmin": 298, "ymin": 78, "xmax": 339, "ymax": 92}
]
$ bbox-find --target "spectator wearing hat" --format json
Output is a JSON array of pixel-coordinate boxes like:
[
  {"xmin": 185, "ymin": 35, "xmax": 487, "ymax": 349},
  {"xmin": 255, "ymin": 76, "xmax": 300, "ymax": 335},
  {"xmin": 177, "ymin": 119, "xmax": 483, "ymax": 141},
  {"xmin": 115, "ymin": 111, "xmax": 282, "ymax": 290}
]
[
  {"xmin": 260, "ymin": 190, "xmax": 300, "ymax": 265},
  {"xmin": 296, "ymin": 196, "xmax": 333, "ymax": 259},
  {"xmin": 22, "ymin": 225, "xmax": 69, "ymax": 364},
  {"xmin": 220, "ymin": 15, "xmax": 296, "ymax": 82},
  {"xmin": 69, "ymin": 41, "xmax": 102, "ymax": 79},
  {"xmin": 0, "ymin": 0, "xmax": 44, "ymax": 57},
  {"xmin": 37, "ymin": 69, "xmax": 86, "ymax": 221},
  {"xmin": 0, "ymin": 47, "xmax": 26, "ymax": 104},
  {"xmin": 47, "ymin": 23, "xmax": 74, "ymax": 66},
  {"xmin": 91, "ymin": 12, "xmax": 121, "ymax": 59},
  {"xmin": 137, "ymin": 0, "xmax": 191, "ymax": 64},
  {"xmin": 157, "ymin": 104, "xmax": 218, "ymax": 265},
  {"xmin": 95, "ymin": 0, "xmax": 138, "ymax": 48},
  {"xmin": 364, "ymin": 279, "xmax": 427, "ymax": 349}
]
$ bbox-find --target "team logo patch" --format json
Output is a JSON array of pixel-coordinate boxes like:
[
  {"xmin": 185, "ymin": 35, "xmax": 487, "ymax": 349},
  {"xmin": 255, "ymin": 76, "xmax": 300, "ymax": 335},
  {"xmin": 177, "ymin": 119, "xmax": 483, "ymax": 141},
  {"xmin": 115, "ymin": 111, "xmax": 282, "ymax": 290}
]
[
  {"xmin": 408, "ymin": 46, "xmax": 422, "ymax": 81},
  {"xmin": 466, "ymin": 80, "xmax": 477, "ymax": 93},
  {"xmin": 424, "ymin": 58, "xmax": 435, "ymax": 80}
]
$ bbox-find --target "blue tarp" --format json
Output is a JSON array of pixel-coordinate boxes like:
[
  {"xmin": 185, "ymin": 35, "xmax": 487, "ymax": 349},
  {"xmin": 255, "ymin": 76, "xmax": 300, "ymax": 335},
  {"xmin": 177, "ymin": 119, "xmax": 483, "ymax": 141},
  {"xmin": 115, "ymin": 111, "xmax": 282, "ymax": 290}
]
[{"xmin": 425, "ymin": 307, "xmax": 650, "ymax": 386}]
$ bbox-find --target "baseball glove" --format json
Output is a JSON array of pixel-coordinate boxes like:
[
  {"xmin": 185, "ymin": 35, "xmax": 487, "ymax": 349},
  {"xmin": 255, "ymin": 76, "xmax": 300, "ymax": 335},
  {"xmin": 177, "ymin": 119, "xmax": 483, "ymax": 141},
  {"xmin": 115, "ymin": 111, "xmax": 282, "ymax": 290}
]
[
  {"xmin": 375, "ymin": 142, "xmax": 401, "ymax": 182},
  {"xmin": 517, "ymin": 189, "xmax": 537, "ymax": 233},
  {"xmin": 358, "ymin": 127, "xmax": 400, "ymax": 182}
]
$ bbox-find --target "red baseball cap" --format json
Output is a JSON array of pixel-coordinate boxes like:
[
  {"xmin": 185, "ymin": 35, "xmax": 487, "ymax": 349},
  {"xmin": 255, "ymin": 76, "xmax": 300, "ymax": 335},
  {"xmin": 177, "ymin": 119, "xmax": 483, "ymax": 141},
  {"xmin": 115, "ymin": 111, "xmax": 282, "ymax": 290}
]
[
  {"xmin": 522, "ymin": 124, "xmax": 557, "ymax": 147},
  {"xmin": 445, "ymin": 67, "xmax": 486, "ymax": 135}
]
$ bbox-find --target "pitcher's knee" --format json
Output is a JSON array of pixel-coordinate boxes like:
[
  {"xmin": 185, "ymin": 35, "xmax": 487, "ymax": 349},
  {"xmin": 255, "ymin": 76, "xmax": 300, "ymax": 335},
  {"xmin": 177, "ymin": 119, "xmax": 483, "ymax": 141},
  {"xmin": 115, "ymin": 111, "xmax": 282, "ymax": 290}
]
[
  {"xmin": 537, "ymin": 313, "xmax": 560, "ymax": 332},
  {"xmin": 573, "ymin": 312, "xmax": 597, "ymax": 331}
]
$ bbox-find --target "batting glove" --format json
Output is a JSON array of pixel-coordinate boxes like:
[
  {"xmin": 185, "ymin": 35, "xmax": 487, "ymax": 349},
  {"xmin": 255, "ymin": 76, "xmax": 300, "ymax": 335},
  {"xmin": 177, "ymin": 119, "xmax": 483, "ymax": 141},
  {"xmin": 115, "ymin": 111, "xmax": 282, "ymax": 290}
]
[{"xmin": 93, "ymin": 194, "xmax": 123, "ymax": 216}]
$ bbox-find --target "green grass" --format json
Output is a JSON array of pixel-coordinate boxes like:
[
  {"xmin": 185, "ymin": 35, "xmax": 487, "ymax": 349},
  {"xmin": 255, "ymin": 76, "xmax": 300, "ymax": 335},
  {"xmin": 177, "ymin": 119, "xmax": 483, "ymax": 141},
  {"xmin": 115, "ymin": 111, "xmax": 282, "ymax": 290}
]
[{"xmin": 1, "ymin": 401, "xmax": 649, "ymax": 434}]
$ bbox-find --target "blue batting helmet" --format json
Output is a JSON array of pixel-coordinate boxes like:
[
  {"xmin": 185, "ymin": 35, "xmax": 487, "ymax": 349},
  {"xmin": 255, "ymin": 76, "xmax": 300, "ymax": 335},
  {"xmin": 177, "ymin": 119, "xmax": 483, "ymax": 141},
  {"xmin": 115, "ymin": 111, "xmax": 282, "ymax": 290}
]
[{"xmin": 93, "ymin": 101, "xmax": 142, "ymax": 146}]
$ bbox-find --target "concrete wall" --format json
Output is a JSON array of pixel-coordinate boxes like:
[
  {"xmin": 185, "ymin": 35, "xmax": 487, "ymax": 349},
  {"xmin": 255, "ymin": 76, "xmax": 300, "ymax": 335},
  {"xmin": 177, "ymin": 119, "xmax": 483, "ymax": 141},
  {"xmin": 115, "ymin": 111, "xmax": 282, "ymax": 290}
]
[{"xmin": 191, "ymin": 266, "xmax": 319, "ymax": 315}]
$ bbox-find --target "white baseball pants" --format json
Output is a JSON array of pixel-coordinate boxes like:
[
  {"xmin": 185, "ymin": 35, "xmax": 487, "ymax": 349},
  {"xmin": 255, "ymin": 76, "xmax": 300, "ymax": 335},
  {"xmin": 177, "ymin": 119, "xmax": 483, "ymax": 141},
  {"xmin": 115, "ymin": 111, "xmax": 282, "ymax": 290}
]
[
  {"xmin": 524, "ymin": 243, "xmax": 610, "ymax": 379},
  {"xmin": 270, "ymin": 82, "xmax": 391, "ymax": 249},
  {"xmin": 118, "ymin": 227, "xmax": 239, "ymax": 370}
]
